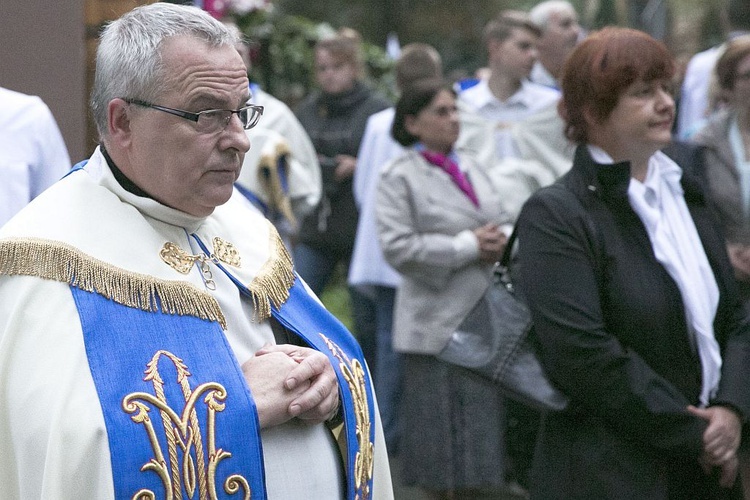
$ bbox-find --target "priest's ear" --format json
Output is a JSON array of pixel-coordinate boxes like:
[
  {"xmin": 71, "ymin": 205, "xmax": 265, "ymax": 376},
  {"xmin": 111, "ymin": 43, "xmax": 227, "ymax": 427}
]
[{"xmin": 106, "ymin": 98, "xmax": 134, "ymax": 148}]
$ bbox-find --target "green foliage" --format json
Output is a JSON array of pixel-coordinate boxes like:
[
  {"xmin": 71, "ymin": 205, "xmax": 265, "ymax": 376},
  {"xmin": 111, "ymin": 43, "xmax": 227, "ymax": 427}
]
[
  {"xmin": 233, "ymin": 9, "xmax": 395, "ymax": 107},
  {"xmin": 319, "ymin": 271, "xmax": 354, "ymax": 331}
]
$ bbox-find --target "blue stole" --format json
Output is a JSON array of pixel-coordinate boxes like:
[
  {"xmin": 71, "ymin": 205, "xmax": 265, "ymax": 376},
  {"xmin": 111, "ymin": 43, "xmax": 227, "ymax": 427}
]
[
  {"xmin": 73, "ymin": 287, "xmax": 265, "ymax": 500},
  {"xmin": 272, "ymin": 280, "xmax": 376, "ymax": 500},
  {"xmin": 74, "ymin": 241, "xmax": 376, "ymax": 499}
]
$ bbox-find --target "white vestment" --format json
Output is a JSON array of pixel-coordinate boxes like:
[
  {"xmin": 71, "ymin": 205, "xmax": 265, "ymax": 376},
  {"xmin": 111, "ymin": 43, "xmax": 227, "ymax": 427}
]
[
  {"xmin": 0, "ymin": 148, "xmax": 392, "ymax": 499},
  {"xmin": 239, "ymin": 87, "xmax": 322, "ymax": 221},
  {"xmin": 459, "ymin": 79, "xmax": 560, "ymax": 159}
]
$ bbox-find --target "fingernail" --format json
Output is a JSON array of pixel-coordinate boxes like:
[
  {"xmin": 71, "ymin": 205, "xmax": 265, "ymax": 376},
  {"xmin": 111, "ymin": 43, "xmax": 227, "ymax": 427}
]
[
  {"xmin": 290, "ymin": 404, "xmax": 300, "ymax": 415},
  {"xmin": 286, "ymin": 378, "xmax": 297, "ymax": 390}
]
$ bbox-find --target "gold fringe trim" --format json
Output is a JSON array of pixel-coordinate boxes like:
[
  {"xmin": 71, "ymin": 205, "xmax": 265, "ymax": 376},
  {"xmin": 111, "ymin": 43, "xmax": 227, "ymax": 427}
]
[
  {"xmin": 246, "ymin": 223, "xmax": 295, "ymax": 321},
  {"xmin": 0, "ymin": 237, "xmax": 227, "ymax": 329},
  {"xmin": 258, "ymin": 142, "xmax": 297, "ymax": 229}
]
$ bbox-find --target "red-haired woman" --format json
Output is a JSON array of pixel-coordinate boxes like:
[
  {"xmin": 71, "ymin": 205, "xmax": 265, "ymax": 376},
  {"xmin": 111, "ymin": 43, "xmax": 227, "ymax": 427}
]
[{"xmin": 516, "ymin": 27, "xmax": 750, "ymax": 499}]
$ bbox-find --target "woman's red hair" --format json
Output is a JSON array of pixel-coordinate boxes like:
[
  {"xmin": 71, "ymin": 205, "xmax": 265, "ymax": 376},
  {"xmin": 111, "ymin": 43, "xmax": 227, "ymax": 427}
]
[{"xmin": 558, "ymin": 27, "xmax": 675, "ymax": 144}]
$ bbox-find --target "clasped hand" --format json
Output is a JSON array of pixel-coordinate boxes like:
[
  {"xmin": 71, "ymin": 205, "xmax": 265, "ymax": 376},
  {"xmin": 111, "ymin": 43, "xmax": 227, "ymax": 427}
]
[
  {"xmin": 688, "ymin": 405, "xmax": 743, "ymax": 488},
  {"xmin": 242, "ymin": 344, "xmax": 340, "ymax": 429},
  {"xmin": 474, "ymin": 223, "xmax": 508, "ymax": 263}
]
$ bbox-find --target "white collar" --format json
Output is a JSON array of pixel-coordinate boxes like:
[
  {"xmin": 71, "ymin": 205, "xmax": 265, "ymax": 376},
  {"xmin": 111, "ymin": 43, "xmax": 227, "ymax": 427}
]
[
  {"xmin": 464, "ymin": 79, "xmax": 538, "ymax": 108},
  {"xmin": 587, "ymin": 144, "xmax": 683, "ymax": 203}
]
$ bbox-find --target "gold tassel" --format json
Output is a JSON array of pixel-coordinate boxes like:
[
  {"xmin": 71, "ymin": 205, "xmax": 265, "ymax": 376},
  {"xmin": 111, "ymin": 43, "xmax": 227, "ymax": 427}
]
[
  {"xmin": 246, "ymin": 223, "xmax": 295, "ymax": 321},
  {"xmin": 0, "ymin": 237, "xmax": 227, "ymax": 329}
]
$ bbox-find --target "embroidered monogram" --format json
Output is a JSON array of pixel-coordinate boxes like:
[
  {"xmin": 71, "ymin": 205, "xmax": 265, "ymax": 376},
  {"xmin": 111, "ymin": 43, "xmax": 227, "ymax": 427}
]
[
  {"xmin": 122, "ymin": 350, "xmax": 251, "ymax": 500},
  {"xmin": 320, "ymin": 335, "xmax": 374, "ymax": 500}
]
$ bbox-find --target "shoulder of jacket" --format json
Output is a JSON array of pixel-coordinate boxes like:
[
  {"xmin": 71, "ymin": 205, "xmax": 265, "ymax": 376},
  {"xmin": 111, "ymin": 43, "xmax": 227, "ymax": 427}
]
[
  {"xmin": 534, "ymin": 179, "xmax": 582, "ymax": 205},
  {"xmin": 693, "ymin": 110, "xmax": 732, "ymax": 143},
  {"xmin": 380, "ymin": 151, "xmax": 421, "ymax": 176}
]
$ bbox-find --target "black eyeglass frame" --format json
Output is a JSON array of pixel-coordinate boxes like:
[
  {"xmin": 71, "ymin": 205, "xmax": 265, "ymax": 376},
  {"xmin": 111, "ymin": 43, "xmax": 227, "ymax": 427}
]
[{"xmin": 122, "ymin": 98, "xmax": 264, "ymax": 131}]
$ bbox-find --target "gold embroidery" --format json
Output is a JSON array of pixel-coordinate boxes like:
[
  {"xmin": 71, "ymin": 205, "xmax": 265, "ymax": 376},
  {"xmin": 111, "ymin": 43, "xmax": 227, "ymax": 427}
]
[
  {"xmin": 158, "ymin": 243, "xmax": 219, "ymax": 290},
  {"xmin": 123, "ymin": 350, "xmax": 251, "ymax": 500},
  {"xmin": 0, "ymin": 238, "xmax": 226, "ymax": 329},
  {"xmin": 156, "ymin": 223, "xmax": 294, "ymax": 322},
  {"xmin": 159, "ymin": 242, "xmax": 200, "ymax": 274},
  {"xmin": 320, "ymin": 335, "xmax": 373, "ymax": 500},
  {"xmin": 212, "ymin": 237, "xmax": 241, "ymax": 267},
  {"xmin": 159, "ymin": 238, "xmax": 240, "ymax": 276}
]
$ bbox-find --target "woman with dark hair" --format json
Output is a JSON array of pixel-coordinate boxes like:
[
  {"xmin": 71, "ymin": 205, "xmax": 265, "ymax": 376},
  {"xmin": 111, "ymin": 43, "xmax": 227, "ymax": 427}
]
[
  {"xmin": 692, "ymin": 36, "xmax": 750, "ymax": 308},
  {"xmin": 517, "ymin": 27, "xmax": 750, "ymax": 499},
  {"xmin": 376, "ymin": 79, "xmax": 513, "ymax": 499}
]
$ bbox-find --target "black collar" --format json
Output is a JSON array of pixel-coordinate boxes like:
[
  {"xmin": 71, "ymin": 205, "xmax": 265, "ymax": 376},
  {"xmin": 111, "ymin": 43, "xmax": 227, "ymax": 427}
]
[
  {"xmin": 568, "ymin": 143, "xmax": 706, "ymax": 206},
  {"xmin": 100, "ymin": 146, "xmax": 152, "ymax": 199}
]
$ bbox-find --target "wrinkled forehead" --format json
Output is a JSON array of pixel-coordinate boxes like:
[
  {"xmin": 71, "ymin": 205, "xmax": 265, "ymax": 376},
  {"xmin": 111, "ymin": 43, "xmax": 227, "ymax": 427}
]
[
  {"xmin": 159, "ymin": 35, "xmax": 243, "ymax": 71},
  {"xmin": 158, "ymin": 36, "xmax": 249, "ymax": 100}
]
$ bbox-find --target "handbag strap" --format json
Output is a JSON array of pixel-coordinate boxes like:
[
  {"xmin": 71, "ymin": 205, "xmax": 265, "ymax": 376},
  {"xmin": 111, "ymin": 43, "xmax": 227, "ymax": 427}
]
[
  {"xmin": 500, "ymin": 225, "xmax": 518, "ymax": 269},
  {"xmin": 501, "ymin": 182, "xmax": 605, "ymax": 288}
]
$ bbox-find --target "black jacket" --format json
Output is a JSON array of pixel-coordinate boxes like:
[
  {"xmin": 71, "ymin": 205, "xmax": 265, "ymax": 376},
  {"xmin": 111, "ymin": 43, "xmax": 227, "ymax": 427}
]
[
  {"xmin": 517, "ymin": 144, "xmax": 750, "ymax": 499},
  {"xmin": 294, "ymin": 82, "xmax": 389, "ymax": 256}
]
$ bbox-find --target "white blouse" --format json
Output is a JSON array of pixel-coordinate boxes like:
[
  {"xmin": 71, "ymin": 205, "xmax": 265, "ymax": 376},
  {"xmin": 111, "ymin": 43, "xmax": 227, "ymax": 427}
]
[{"xmin": 588, "ymin": 145, "xmax": 721, "ymax": 406}]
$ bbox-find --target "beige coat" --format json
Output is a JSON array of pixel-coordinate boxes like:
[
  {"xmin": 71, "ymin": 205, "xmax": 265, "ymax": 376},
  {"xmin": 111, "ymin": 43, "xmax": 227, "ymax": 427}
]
[
  {"xmin": 376, "ymin": 149, "xmax": 510, "ymax": 354},
  {"xmin": 692, "ymin": 109, "xmax": 750, "ymax": 244}
]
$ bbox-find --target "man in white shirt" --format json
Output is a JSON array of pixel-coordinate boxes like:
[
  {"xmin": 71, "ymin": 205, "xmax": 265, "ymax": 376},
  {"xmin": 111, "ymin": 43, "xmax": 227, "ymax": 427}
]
[
  {"xmin": 460, "ymin": 11, "xmax": 560, "ymax": 159},
  {"xmin": 528, "ymin": 0, "xmax": 582, "ymax": 90},
  {"xmin": 0, "ymin": 87, "xmax": 71, "ymax": 227},
  {"xmin": 459, "ymin": 12, "xmax": 565, "ymax": 492}
]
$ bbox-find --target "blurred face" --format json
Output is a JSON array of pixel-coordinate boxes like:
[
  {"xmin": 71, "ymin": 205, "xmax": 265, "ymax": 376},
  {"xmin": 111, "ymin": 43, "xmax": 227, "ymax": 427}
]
[
  {"xmin": 590, "ymin": 78, "xmax": 675, "ymax": 164},
  {"xmin": 405, "ymin": 89, "xmax": 460, "ymax": 154},
  {"xmin": 122, "ymin": 36, "xmax": 251, "ymax": 217},
  {"xmin": 538, "ymin": 8, "xmax": 581, "ymax": 61},
  {"xmin": 728, "ymin": 53, "xmax": 750, "ymax": 108},
  {"xmin": 490, "ymin": 28, "xmax": 539, "ymax": 81},
  {"xmin": 315, "ymin": 48, "xmax": 358, "ymax": 94}
]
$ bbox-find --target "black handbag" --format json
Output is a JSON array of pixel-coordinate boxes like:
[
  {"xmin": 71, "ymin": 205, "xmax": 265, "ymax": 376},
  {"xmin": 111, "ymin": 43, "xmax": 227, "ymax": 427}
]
[{"xmin": 437, "ymin": 227, "xmax": 569, "ymax": 412}]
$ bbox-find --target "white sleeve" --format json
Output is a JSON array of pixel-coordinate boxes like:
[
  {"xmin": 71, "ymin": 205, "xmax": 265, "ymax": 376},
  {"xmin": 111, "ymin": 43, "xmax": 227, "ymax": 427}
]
[{"xmin": 29, "ymin": 99, "xmax": 72, "ymax": 197}]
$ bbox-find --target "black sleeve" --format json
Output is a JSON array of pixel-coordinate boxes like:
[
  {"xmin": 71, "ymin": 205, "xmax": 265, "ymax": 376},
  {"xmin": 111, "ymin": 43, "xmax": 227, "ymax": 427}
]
[{"xmin": 517, "ymin": 187, "xmax": 707, "ymax": 459}]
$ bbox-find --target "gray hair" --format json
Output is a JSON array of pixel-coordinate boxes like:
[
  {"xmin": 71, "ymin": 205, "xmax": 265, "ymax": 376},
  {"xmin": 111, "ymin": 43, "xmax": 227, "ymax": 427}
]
[
  {"xmin": 529, "ymin": 0, "xmax": 576, "ymax": 32},
  {"xmin": 91, "ymin": 3, "xmax": 240, "ymax": 139}
]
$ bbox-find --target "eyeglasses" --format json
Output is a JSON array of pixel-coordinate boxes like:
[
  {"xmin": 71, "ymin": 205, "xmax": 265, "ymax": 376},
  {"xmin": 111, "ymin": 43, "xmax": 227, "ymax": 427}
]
[{"xmin": 123, "ymin": 98, "xmax": 264, "ymax": 133}]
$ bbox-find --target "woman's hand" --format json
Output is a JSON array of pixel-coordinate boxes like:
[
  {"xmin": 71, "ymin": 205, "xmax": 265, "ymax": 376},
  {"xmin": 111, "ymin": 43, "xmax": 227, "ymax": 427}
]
[
  {"xmin": 334, "ymin": 154, "xmax": 357, "ymax": 181},
  {"xmin": 688, "ymin": 405, "xmax": 743, "ymax": 487},
  {"xmin": 727, "ymin": 243, "xmax": 750, "ymax": 281},
  {"xmin": 474, "ymin": 224, "xmax": 508, "ymax": 263}
]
